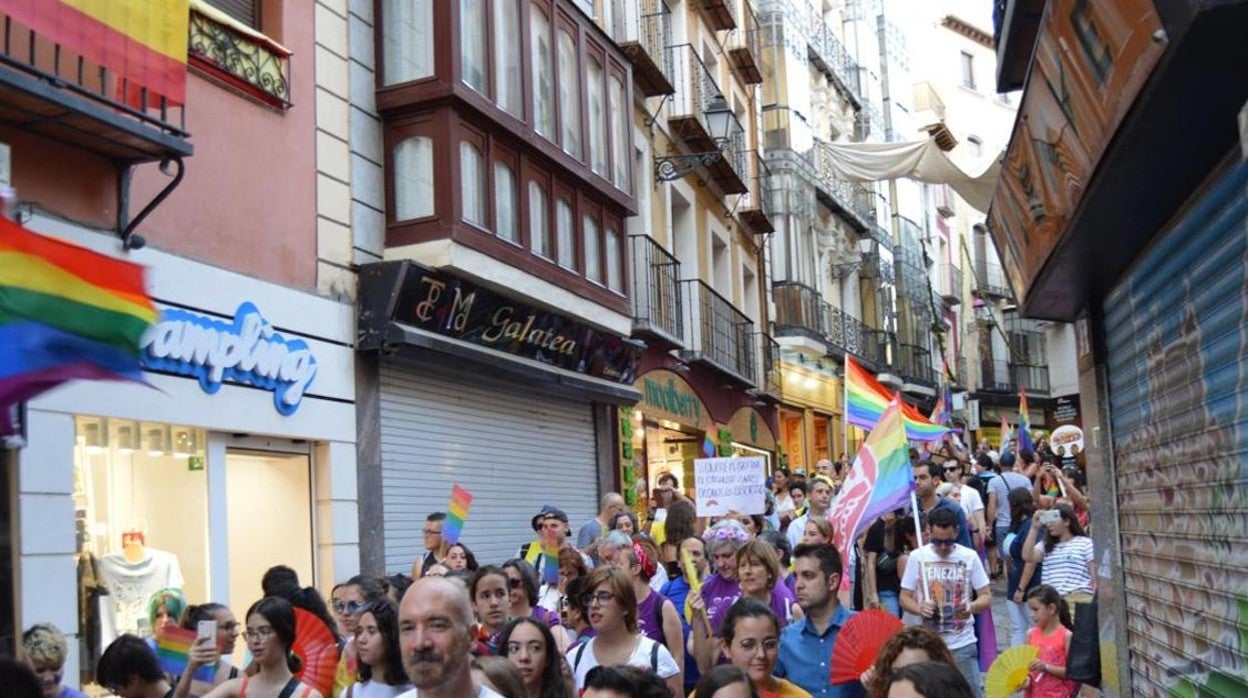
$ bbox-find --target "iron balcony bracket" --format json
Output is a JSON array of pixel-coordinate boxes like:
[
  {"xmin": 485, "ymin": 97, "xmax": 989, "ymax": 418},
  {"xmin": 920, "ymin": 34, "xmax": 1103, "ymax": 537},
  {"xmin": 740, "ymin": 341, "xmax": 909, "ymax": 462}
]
[{"xmin": 116, "ymin": 156, "xmax": 185, "ymax": 250}]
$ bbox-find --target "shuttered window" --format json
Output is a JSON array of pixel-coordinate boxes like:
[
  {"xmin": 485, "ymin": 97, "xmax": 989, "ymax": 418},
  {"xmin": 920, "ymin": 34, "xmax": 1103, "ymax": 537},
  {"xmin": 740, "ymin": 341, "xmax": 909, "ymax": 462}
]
[{"xmin": 207, "ymin": 0, "xmax": 259, "ymax": 29}]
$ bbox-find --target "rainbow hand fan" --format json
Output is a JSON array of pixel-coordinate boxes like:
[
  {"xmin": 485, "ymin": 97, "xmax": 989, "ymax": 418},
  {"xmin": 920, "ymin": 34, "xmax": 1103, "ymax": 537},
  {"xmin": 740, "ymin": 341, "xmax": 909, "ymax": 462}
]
[
  {"xmin": 829, "ymin": 609, "xmax": 903, "ymax": 684},
  {"xmin": 984, "ymin": 644, "xmax": 1039, "ymax": 698}
]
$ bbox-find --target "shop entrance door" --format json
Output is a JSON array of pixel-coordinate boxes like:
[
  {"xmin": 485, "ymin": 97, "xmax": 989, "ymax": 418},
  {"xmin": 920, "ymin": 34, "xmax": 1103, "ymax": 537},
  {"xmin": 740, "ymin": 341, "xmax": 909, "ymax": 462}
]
[{"xmin": 223, "ymin": 448, "xmax": 314, "ymax": 665}]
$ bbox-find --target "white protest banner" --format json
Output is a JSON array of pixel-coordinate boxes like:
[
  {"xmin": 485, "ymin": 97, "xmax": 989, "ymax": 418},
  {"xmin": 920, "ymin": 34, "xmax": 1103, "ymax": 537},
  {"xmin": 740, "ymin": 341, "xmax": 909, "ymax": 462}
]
[{"xmin": 694, "ymin": 457, "xmax": 766, "ymax": 516}]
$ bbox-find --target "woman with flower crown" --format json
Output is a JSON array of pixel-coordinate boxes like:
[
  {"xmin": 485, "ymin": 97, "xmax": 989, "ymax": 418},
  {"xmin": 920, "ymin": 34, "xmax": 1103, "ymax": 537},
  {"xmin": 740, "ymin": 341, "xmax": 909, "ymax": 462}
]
[{"xmin": 687, "ymin": 519, "xmax": 750, "ymax": 672}]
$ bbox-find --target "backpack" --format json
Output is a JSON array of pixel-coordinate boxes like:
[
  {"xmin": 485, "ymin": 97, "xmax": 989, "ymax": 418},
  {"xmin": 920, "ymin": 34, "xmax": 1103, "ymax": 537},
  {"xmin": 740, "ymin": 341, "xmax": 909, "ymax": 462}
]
[{"xmin": 966, "ymin": 472, "xmax": 993, "ymax": 508}]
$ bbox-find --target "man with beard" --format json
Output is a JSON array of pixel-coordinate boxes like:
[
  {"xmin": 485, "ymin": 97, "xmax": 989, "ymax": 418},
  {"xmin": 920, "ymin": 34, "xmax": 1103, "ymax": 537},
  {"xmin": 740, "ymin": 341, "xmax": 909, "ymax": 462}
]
[
  {"xmin": 397, "ymin": 577, "xmax": 502, "ymax": 698},
  {"xmin": 775, "ymin": 543, "xmax": 865, "ymax": 697}
]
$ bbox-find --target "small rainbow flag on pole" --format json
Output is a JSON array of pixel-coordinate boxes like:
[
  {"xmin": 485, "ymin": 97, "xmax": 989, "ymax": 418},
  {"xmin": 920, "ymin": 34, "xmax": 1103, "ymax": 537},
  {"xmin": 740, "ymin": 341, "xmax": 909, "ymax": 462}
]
[
  {"xmin": 441, "ymin": 484, "xmax": 473, "ymax": 545},
  {"xmin": 540, "ymin": 531, "xmax": 560, "ymax": 585},
  {"xmin": 0, "ymin": 219, "xmax": 156, "ymax": 434},
  {"xmin": 828, "ymin": 397, "xmax": 915, "ymax": 579},
  {"xmin": 845, "ymin": 356, "xmax": 950, "ymax": 442},
  {"xmin": 155, "ymin": 626, "xmax": 215, "ymax": 682},
  {"xmin": 1017, "ymin": 387, "xmax": 1035, "ymax": 455}
]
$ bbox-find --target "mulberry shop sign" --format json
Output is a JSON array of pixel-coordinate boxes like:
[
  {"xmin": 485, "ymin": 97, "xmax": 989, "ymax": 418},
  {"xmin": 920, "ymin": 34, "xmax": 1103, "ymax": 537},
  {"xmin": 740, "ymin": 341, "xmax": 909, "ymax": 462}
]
[
  {"xmin": 388, "ymin": 266, "xmax": 640, "ymax": 383},
  {"xmin": 139, "ymin": 302, "xmax": 318, "ymax": 415}
]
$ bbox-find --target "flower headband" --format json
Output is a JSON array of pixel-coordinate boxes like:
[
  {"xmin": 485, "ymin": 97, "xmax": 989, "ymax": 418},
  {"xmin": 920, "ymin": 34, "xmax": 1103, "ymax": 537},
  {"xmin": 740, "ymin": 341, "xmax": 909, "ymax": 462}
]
[{"xmin": 702, "ymin": 521, "xmax": 750, "ymax": 545}]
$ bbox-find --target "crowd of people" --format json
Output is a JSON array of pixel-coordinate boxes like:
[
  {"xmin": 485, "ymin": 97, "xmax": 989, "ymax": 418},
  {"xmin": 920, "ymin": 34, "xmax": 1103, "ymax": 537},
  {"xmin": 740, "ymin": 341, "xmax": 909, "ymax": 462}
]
[{"xmin": 2, "ymin": 434, "xmax": 1095, "ymax": 698}]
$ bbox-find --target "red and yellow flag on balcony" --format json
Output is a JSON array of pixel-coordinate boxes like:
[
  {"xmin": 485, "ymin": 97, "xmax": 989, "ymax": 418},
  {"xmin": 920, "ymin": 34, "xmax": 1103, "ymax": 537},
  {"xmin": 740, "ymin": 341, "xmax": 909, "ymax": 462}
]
[{"xmin": 0, "ymin": 0, "xmax": 189, "ymax": 104}]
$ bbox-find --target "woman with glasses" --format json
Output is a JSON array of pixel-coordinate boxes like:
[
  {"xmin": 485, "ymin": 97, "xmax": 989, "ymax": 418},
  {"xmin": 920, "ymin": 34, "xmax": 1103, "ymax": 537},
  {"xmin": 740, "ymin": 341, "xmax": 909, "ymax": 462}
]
[
  {"xmin": 472, "ymin": 566, "xmax": 512, "ymax": 654},
  {"xmin": 337, "ymin": 601, "xmax": 410, "ymax": 698},
  {"xmin": 176, "ymin": 604, "xmax": 241, "ymax": 695},
  {"xmin": 330, "ymin": 576, "xmax": 389, "ymax": 698},
  {"xmin": 569, "ymin": 567, "xmax": 681, "ymax": 696},
  {"xmin": 501, "ymin": 559, "xmax": 559, "ymax": 627},
  {"xmin": 705, "ymin": 598, "xmax": 807, "ymax": 697},
  {"xmin": 498, "ymin": 617, "xmax": 573, "ymax": 698},
  {"xmin": 177, "ymin": 596, "xmax": 321, "ymax": 698}
]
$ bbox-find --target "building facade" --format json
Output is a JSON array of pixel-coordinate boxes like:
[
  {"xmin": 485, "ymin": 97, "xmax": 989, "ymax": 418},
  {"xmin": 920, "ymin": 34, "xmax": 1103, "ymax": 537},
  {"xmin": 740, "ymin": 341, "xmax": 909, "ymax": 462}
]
[{"xmin": 0, "ymin": 0, "xmax": 360, "ymax": 679}]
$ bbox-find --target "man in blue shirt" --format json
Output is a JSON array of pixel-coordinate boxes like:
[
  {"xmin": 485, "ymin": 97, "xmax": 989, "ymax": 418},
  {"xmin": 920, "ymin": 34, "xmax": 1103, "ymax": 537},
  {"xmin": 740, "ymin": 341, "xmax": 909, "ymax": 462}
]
[{"xmin": 776, "ymin": 543, "xmax": 865, "ymax": 697}]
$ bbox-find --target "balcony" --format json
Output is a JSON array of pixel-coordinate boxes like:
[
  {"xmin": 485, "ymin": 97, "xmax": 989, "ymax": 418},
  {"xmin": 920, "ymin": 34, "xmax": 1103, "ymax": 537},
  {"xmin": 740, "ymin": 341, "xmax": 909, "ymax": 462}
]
[
  {"xmin": 757, "ymin": 332, "xmax": 782, "ymax": 399},
  {"xmin": 667, "ymin": 44, "xmax": 724, "ymax": 153},
  {"xmin": 189, "ymin": 5, "xmax": 292, "ymax": 109},
  {"xmin": 703, "ymin": 114, "xmax": 749, "ymax": 194},
  {"xmin": 974, "ymin": 261, "xmax": 1014, "ymax": 300},
  {"xmin": 738, "ymin": 155, "xmax": 776, "ymax": 234},
  {"xmin": 773, "ymin": 281, "xmax": 830, "ymax": 344},
  {"xmin": 699, "ymin": 0, "xmax": 738, "ymax": 32},
  {"xmin": 811, "ymin": 140, "xmax": 876, "ymax": 231},
  {"xmin": 728, "ymin": 4, "xmax": 764, "ymax": 85},
  {"xmin": 896, "ymin": 342, "xmax": 938, "ymax": 388},
  {"xmin": 979, "ymin": 359, "xmax": 1051, "ymax": 395},
  {"xmin": 630, "ymin": 234, "xmax": 684, "ymax": 348},
  {"xmin": 937, "ymin": 263, "xmax": 963, "ymax": 305},
  {"xmin": 613, "ymin": 0, "xmax": 675, "ymax": 97},
  {"xmin": 895, "ymin": 245, "xmax": 930, "ymax": 303},
  {"xmin": 680, "ymin": 279, "xmax": 756, "ymax": 385},
  {"xmin": 806, "ymin": 17, "xmax": 861, "ymax": 107},
  {"xmin": 0, "ymin": 12, "xmax": 191, "ymax": 165}
]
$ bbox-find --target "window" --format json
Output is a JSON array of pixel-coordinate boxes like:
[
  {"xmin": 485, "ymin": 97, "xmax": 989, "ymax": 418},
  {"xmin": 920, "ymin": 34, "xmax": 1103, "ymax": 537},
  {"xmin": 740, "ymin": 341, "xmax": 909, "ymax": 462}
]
[
  {"xmin": 460, "ymin": 140, "xmax": 487, "ymax": 226},
  {"xmin": 583, "ymin": 214, "xmax": 601, "ymax": 282},
  {"xmin": 960, "ymin": 51, "xmax": 975, "ymax": 90},
  {"xmin": 531, "ymin": 10, "xmax": 555, "ymax": 140},
  {"xmin": 605, "ymin": 225, "xmax": 622, "ymax": 292},
  {"xmin": 587, "ymin": 56, "xmax": 607, "ymax": 176},
  {"xmin": 382, "ymin": 0, "xmax": 434, "ymax": 85},
  {"xmin": 557, "ymin": 30, "xmax": 581, "ymax": 158},
  {"xmin": 461, "ymin": 0, "xmax": 488, "ymax": 92},
  {"xmin": 493, "ymin": 0, "xmax": 523, "ymax": 116},
  {"xmin": 207, "ymin": 0, "xmax": 259, "ymax": 29},
  {"xmin": 494, "ymin": 160, "xmax": 518, "ymax": 242},
  {"xmin": 609, "ymin": 76, "xmax": 629, "ymax": 191},
  {"xmin": 529, "ymin": 180, "xmax": 551, "ymax": 257},
  {"xmin": 393, "ymin": 136, "xmax": 435, "ymax": 220},
  {"xmin": 556, "ymin": 197, "xmax": 575, "ymax": 268}
]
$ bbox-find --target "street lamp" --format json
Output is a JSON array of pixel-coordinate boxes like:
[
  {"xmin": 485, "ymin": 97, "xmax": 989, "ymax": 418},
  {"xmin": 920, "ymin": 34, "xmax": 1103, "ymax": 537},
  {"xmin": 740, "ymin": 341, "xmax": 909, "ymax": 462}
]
[
  {"xmin": 654, "ymin": 94, "xmax": 737, "ymax": 181},
  {"xmin": 831, "ymin": 237, "xmax": 877, "ymax": 278}
]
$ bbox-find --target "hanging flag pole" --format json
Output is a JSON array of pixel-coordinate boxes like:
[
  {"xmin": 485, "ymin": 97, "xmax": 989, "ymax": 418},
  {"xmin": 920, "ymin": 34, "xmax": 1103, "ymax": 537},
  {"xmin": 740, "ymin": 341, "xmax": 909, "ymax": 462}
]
[
  {"xmin": 910, "ymin": 491, "xmax": 925, "ymax": 548},
  {"xmin": 843, "ymin": 353, "xmax": 850, "ymax": 465}
]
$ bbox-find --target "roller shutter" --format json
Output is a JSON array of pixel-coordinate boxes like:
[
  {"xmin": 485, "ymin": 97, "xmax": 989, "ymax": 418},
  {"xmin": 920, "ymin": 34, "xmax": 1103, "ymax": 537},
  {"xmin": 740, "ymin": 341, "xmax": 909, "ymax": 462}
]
[
  {"xmin": 378, "ymin": 353, "xmax": 600, "ymax": 570},
  {"xmin": 1103, "ymin": 160, "xmax": 1248, "ymax": 697}
]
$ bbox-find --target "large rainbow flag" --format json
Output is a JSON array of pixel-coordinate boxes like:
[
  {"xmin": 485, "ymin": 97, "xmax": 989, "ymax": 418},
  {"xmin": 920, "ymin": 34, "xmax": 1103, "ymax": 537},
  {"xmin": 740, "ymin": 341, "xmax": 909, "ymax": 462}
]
[
  {"xmin": 0, "ymin": 219, "xmax": 156, "ymax": 432},
  {"xmin": 845, "ymin": 356, "xmax": 950, "ymax": 441},
  {"xmin": 1017, "ymin": 387, "xmax": 1035, "ymax": 455},
  {"xmin": 155, "ymin": 626, "xmax": 215, "ymax": 682},
  {"xmin": 828, "ymin": 398, "xmax": 914, "ymax": 574},
  {"xmin": 0, "ymin": 0, "xmax": 190, "ymax": 104}
]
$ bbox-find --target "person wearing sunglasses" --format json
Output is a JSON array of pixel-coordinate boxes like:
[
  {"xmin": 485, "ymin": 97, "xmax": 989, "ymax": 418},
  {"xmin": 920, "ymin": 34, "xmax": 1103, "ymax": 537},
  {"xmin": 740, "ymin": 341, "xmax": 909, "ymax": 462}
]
[
  {"xmin": 569, "ymin": 567, "xmax": 681, "ymax": 696},
  {"xmin": 501, "ymin": 560, "xmax": 559, "ymax": 627},
  {"xmin": 331, "ymin": 577, "xmax": 390, "ymax": 698},
  {"xmin": 899, "ymin": 507, "xmax": 992, "ymax": 698}
]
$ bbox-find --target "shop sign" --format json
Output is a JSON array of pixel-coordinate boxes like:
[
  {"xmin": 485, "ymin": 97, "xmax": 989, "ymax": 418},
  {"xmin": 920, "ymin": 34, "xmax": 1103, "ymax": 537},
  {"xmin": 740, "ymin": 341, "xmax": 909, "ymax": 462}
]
[
  {"xmin": 642, "ymin": 375, "xmax": 702, "ymax": 425},
  {"xmin": 988, "ymin": 0, "xmax": 1164, "ymax": 306},
  {"xmin": 391, "ymin": 266, "xmax": 640, "ymax": 384},
  {"xmin": 1053, "ymin": 394, "xmax": 1080, "ymax": 425},
  {"xmin": 140, "ymin": 302, "xmax": 318, "ymax": 416}
]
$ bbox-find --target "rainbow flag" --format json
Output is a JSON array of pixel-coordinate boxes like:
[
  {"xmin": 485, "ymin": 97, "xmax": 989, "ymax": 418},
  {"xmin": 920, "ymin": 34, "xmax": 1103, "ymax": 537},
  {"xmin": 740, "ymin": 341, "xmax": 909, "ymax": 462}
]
[
  {"xmin": 0, "ymin": 0, "xmax": 190, "ymax": 104},
  {"xmin": 155, "ymin": 626, "xmax": 215, "ymax": 682},
  {"xmin": 828, "ymin": 398, "xmax": 914, "ymax": 577},
  {"xmin": 0, "ymin": 219, "xmax": 155, "ymax": 433},
  {"xmin": 1017, "ymin": 387, "xmax": 1035, "ymax": 455},
  {"xmin": 845, "ymin": 356, "xmax": 950, "ymax": 442},
  {"xmin": 701, "ymin": 434, "xmax": 715, "ymax": 457},
  {"xmin": 442, "ymin": 484, "xmax": 473, "ymax": 545},
  {"xmin": 540, "ymin": 534, "xmax": 559, "ymax": 585}
]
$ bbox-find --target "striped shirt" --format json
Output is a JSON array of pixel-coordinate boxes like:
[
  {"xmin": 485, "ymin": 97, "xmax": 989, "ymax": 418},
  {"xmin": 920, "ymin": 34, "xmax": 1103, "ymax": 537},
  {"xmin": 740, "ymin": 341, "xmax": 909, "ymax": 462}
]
[{"xmin": 1036, "ymin": 536, "xmax": 1094, "ymax": 595}]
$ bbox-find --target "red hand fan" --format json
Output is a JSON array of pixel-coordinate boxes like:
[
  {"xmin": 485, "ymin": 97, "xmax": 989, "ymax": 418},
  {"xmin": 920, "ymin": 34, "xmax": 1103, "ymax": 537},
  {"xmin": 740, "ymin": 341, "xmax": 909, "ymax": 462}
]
[
  {"xmin": 292, "ymin": 607, "xmax": 340, "ymax": 697},
  {"xmin": 829, "ymin": 609, "xmax": 904, "ymax": 684}
]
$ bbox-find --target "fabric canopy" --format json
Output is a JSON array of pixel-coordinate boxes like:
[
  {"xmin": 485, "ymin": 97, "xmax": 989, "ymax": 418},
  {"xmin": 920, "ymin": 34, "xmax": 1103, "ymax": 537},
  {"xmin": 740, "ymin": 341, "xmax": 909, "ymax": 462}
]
[{"xmin": 819, "ymin": 139, "xmax": 1001, "ymax": 213}]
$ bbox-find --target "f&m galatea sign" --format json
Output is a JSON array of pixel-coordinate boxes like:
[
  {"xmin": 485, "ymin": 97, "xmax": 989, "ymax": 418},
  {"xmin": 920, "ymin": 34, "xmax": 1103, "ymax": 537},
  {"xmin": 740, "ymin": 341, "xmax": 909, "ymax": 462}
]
[{"xmin": 388, "ymin": 264, "xmax": 641, "ymax": 384}]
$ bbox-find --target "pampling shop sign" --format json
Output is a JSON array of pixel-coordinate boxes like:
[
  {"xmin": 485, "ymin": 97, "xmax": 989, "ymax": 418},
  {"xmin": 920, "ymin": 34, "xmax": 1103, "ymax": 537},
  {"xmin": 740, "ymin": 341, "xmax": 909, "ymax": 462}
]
[
  {"xmin": 694, "ymin": 457, "xmax": 767, "ymax": 516},
  {"xmin": 140, "ymin": 302, "xmax": 318, "ymax": 415}
]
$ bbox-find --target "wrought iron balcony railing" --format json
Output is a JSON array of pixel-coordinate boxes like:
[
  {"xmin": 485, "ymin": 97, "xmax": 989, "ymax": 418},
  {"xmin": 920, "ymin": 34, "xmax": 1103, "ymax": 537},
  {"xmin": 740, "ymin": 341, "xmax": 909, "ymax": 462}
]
[
  {"xmin": 811, "ymin": 140, "xmax": 877, "ymax": 230},
  {"xmin": 667, "ymin": 44, "xmax": 725, "ymax": 152},
  {"xmin": 897, "ymin": 342, "xmax": 938, "ymax": 386},
  {"xmin": 613, "ymin": 0, "xmax": 675, "ymax": 96},
  {"xmin": 806, "ymin": 16, "xmax": 861, "ymax": 104},
  {"xmin": 728, "ymin": 3, "xmax": 763, "ymax": 84},
  {"xmin": 190, "ymin": 6, "xmax": 292, "ymax": 108},
  {"xmin": 681, "ymin": 279, "xmax": 756, "ymax": 384},
  {"xmin": 937, "ymin": 262, "xmax": 963, "ymax": 304},
  {"xmin": 974, "ymin": 260, "xmax": 1014, "ymax": 300},
  {"xmin": 629, "ymin": 234, "xmax": 683, "ymax": 346},
  {"xmin": 699, "ymin": 0, "xmax": 738, "ymax": 31},
  {"xmin": 979, "ymin": 359, "xmax": 1051, "ymax": 394},
  {"xmin": 772, "ymin": 281, "xmax": 894, "ymax": 368},
  {"xmin": 758, "ymin": 332, "xmax": 782, "ymax": 398},
  {"xmin": 738, "ymin": 153, "xmax": 776, "ymax": 234}
]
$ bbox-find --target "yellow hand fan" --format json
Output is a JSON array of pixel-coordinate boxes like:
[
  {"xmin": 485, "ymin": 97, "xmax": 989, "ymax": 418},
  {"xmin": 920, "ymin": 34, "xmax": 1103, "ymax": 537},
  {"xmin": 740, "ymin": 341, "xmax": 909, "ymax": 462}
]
[{"xmin": 984, "ymin": 645, "xmax": 1039, "ymax": 698}]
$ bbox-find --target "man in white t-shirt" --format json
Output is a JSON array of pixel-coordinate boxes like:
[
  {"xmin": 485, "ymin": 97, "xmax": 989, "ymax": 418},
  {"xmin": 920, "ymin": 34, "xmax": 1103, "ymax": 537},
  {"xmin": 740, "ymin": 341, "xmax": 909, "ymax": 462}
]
[
  {"xmin": 900, "ymin": 506, "xmax": 992, "ymax": 698},
  {"xmin": 786, "ymin": 477, "xmax": 834, "ymax": 548},
  {"xmin": 943, "ymin": 457, "xmax": 986, "ymax": 552},
  {"xmin": 397, "ymin": 577, "xmax": 502, "ymax": 698}
]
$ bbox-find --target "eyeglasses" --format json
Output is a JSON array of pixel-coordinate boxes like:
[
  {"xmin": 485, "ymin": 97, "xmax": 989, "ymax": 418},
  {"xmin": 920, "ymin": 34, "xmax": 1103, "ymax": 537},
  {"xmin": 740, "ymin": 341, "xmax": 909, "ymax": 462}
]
[
  {"xmin": 581, "ymin": 591, "xmax": 615, "ymax": 607},
  {"xmin": 334, "ymin": 600, "xmax": 365, "ymax": 615},
  {"xmin": 244, "ymin": 626, "xmax": 276, "ymax": 641},
  {"xmin": 423, "ymin": 528, "xmax": 442, "ymax": 536},
  {"xmin": 507, "ymin": 578, "xmax": 524, "ymax": 590},
  {"xmin": 221, "ymin": 621, "xmax": 240, "ymax": 633},
  {"xmin": 736, "ymin": 638, "xmax": 779, "ymax": 655},
  {"xmin": 930, "ymin": 537, "xmax": 958, "ymax": 548}
]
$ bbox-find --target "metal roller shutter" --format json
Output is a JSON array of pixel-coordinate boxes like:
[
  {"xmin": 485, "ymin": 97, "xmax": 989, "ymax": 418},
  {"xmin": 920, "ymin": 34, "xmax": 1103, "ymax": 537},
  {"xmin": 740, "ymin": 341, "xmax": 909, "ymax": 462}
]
[
  {"xmin": 379, "ymin": 353, "xmax": 600, "ymax": 571},
  {"xmin": 1103, "ymin": 160, "xmax": 1248, "ymax": 697}
]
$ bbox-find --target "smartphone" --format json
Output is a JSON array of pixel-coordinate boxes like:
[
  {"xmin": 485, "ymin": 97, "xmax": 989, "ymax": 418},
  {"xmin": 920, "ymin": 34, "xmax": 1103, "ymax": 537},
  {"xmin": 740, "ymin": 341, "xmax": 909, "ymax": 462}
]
[
  {"xmin": 197, "ymin": 619, "xmax": 217, "ymax": 643},
  {"xmin": 1038, "ymin": 509, "xmax": 1061, "ymax": 525}
]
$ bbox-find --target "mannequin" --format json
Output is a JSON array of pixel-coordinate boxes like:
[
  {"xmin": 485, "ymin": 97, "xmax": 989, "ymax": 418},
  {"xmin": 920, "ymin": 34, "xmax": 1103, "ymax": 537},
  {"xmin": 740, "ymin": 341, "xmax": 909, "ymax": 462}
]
[{"xmin": 96, "ymin": 525, "xmax": 185, "ymax": 646}]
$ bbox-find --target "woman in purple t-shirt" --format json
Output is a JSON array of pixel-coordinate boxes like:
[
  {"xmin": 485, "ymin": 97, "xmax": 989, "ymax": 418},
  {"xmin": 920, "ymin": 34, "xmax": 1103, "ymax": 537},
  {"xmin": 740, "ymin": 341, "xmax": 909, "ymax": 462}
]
[{"xmin": 688, "ymin": 519, "xmax": 749, "ymax": 672}]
